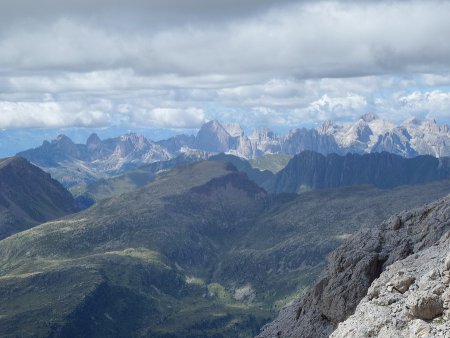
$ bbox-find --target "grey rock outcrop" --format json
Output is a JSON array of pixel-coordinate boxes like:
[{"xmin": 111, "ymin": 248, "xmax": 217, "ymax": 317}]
[
  {"xmin": 257, "ymin": 195, "xmax": 450, "ymax": 338},
  {"xmin": 332, "ymin": 234, "xmax": 450, "ymax": 337}
]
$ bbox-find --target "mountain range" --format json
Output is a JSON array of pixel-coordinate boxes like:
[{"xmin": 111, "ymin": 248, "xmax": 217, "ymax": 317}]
[
  {"xmin": 16, "ymin": 114, "xmax": 450, "ymax": 188},
  {"xmin": 269, "ymin": 151, "xmax": 450, "ymax": 193},
  {"xmin": 1, "ymin": 159, "xmax": 450, "ymax": 337},
  {"xmin": 18, "ymin": 145, "xmax": 450, "ymax": 204},
  {"xmin": 4, "ymin": 115, "xmax": 450, "ymax": 337},
  {"xmin": 70, "ymin": 151, "xmax": 450, "ymax": 205},
  {"xmin": 169, "ymin": 113, "xmax": 450, "ymax": 159}
]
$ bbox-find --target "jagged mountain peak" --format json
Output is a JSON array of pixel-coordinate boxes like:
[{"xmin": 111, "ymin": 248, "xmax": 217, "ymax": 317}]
[
  {"xmin": 360, "ymin": 112, "xmax": 379, "ymax": 122},
  {"xmin": 249, "ymin": 127, "xmax": 275, "ymax": 139},
  {"xmin": 115, "ymin": 133, "xmax": 152, "ymax": 152},
  {"xmin": 202, "ymin": 119, "xmax": 227, "ymax": 131},
  {"xmin": 119, "ymin": 132, "xmax": 145, "ymax": 142},
  {"xmin": 53, "ymin": 134, "xmax": 74, "ymax": 144},
  {"xmin": 86, "ymin": 132, "xmax": 101, "ymax": 146},
  {"xmin": 402, "ymin": 116, "xmax": 422, "ymax": 125},
  {"xmin": 422, "ymin": 118, "xmax": 441, "ymax": 132},
  {"xmin": 287, "ymin": 127, "xmax": 301, "ymax": 136},
  {"xmin": 346, "ymin": 118, "xmax": 373, "ymax": 143},
  {"xmin": 224, "ymin": 122, "xmax": 244, "ymax": 137},
  {"xmin": 317, "ymin": 120, "xmax": 341, "ymax": 135},
  {"xmin": 195, "ymin": 119, "xmax": 234, "ymax": 153}
]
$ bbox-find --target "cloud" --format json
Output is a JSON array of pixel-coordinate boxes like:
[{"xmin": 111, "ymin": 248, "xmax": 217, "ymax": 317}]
[
  {"xmin": 306, "ymin": 94, "xmax": 368, "ymax": 121},
  {"xmin": 2, "ymin": 1, "xmax": 450, "ymax": 79},
  {"xmin": 0, "ymin": 0, "xmax": 302, "ymax": 30},
  {"xmin": 397, "ymin": 91, "xmax": 450, "ymax": 119},
  {"xmin": 2, "ymin": 1, "xmax": 450, "ymax": 128},
  {"xmin": 0, "ymin": 97, "xmax": 209, "ymax": 129},
  {"xmin": 129, "ymin": 107, "xmax": 206, "ymax": 128},
  {"xmin": 0, "ymin": 101, "xmax": 112, "ymax": 128}
]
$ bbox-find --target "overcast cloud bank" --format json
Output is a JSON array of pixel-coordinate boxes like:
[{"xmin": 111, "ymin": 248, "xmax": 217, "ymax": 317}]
[{"xmin": 1, "ymin": 0, "xmax": 450, "ymax": 128}]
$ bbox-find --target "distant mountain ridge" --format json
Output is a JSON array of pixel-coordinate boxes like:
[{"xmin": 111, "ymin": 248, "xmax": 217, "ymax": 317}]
[
  {"xmin": 71, "ymin": 150, "xmax": 450, "ymax": 204},
  {"xmin": 270, "ymin": 151, "xmax": 450, "ymax": 193},
  {"xmin": 19, "ymin": 133, "xmax": 172, "ymax": 170},
  {"xmin": 16, "ymin": 114, "xmax": 450, "ymax": 187},
  {"xmin": 189, "ymin": 114, "xmax": 450, "ymax": 159}
]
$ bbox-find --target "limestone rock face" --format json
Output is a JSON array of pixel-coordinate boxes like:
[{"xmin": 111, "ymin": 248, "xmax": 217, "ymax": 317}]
[
  {"xmin": 257, "ymin": 195, "xmax": 450, "ymax": 338},
  {"xmin": 331, "ymin": 237, "xmax": 450, "ymax": 337},
  {"xmin": 407, "ymin": 292, "xmax": 444, "ymax": 321}
]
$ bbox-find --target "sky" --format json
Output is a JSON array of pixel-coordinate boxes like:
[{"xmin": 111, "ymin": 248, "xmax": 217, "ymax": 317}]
[{"xmin": 1, "ymin": 0, "xmax": 450, "ymax": 131}]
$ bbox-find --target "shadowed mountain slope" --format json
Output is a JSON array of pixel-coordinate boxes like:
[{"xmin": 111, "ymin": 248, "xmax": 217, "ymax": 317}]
[
  {"xmin": 1, "ymin": 161, "xmax": 450, "ymax": 337},
  {"xmin": 0, "ymin": 156, "xmax": 77, "ymax": 239},
  {"xmin": 71, "ymin": 152, "xmax": 209, "ymax": 202},
  {"xmin": 72, "ymin": 153, "xmax": 273, "ymax": 204},
  {"xmin": 269, "ymin": 151, "xmax": 450, "ymax": 193}
]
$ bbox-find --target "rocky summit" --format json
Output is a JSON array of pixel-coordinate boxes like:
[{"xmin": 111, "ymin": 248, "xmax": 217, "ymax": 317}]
[{"xmin": 258, "ymin": 194, "xmax": 450, "ymax": 338}]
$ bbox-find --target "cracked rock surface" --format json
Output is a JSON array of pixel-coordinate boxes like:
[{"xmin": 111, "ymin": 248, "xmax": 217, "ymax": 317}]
[
  {"xmin": 257, "ymin": 195, "xmax": 450, "ymax": 338},
  {"xmin": 332, "ymin": 236, "xmax": 450, "ymax": 337}
]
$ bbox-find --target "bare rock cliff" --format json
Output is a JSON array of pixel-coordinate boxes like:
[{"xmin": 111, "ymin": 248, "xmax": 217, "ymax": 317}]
[{"xmin": 257, "ymin": 195, "xmax": 450, "ymax": 338}]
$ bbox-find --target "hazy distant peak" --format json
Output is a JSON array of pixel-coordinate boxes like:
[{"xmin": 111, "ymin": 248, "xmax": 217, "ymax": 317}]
[
  {"xmin": 86, "ymin": 133, "xmax": 101, "ymax": 146},
  {"xmin": 119, "ymin": 133, "xmax": 149, "ymax": 145},
  {"xmin": 318, "ymin": 120, "xmax": 341, "ymax": 135},
  {"xmin": 204, "ymin": 119, "xmax": 224, "ymax": 129},
  {"xmin": 287, "ymin": 128, "xmax": 301, "ymax": 136},
  {"xmin": 402, "ymin": 116, "xmax": 422, "ymax": 125},
  {"xmin": 360, "ymin": 112, "xmax": 379, "ymax": 122},
  {"xmin": 224, "ymin": 123, "xmax": 244, "ymax": 137},
  {"xmin": 54, "ymin": 134, "xmax": 74, "ymax": 144},
  {"xmin": 249, "ymin": 127, "xmax": 275, "ymax": 139}
]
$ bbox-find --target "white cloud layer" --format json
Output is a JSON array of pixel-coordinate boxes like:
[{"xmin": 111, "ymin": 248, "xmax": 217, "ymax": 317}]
[
  {"xmin": 1, "ymin": 0, "xmax": 450, "ymax": 128},
  {"xmin": 0, "ymin": 101, "xmax": 111, "ymax": 128}
]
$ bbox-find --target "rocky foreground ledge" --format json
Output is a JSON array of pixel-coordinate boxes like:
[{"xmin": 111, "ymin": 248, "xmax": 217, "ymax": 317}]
[{"xmin": 257, "ymin": 195, "xmax": 450, "ymax": 338}]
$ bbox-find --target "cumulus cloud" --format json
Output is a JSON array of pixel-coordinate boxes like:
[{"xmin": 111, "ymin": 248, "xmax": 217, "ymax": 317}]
[
  {"xmin": 397, "ymin": 91, "xmax": 450, "ymax": 119},
  {"xmin": 306, "ymin": 94, "xmax": 368, "ymax": 121},
  {"xmin": 129, "ymin": 107, "xmax": 206, "ymax": 128},
  {"xmin": 0, "ymin": 101, "xmax": 111, "ymax": 128},
  {"xmin": 1, "ymin": 0, "xmax": 450, "ymax": 128}
]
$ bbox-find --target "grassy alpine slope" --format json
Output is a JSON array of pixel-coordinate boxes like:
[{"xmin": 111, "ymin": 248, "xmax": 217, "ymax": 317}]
[
  {"xmin": 249, "ymin": 154, "xmax": 292, "ymax": 173},
  {"xmin": 71, "ymin": 153, "xmax": 273, "ymax": 204},
  {"xmin": 0, "ymin": 160, "xmax": 450, "ymax": 337}
]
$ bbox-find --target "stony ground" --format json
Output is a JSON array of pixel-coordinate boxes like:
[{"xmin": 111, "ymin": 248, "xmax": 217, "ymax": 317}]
[{"xmin": 332, "ymin": 236, "xmax": 450, "ymax": 337}]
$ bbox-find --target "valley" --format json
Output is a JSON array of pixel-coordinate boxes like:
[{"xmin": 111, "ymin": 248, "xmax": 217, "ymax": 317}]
[
  {"xmin": 1, "ymin": 156, "xmax": 450, "ymax": 336},
  {"xmin": 3, "ymin": 1, "xmax": 450, "ymax": 336}
]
